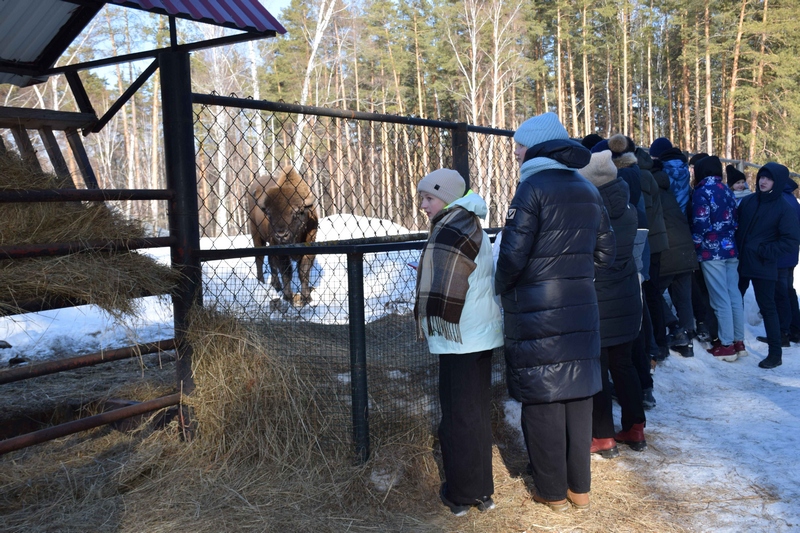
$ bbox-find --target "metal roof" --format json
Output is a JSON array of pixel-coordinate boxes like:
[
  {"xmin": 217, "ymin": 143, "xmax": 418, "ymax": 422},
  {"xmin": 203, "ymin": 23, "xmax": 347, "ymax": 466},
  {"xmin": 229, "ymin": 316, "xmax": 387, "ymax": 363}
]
[
  {"xmin": 0, "ymin": 0, "xmax": 285, "ymax": 88},
  {"xmin": 110, "ymin": 0, "xmax": 286, "ymax": 35},
  {"xmin": 0, "ymin": 1, "xmax": 102, "ymax": 87}
]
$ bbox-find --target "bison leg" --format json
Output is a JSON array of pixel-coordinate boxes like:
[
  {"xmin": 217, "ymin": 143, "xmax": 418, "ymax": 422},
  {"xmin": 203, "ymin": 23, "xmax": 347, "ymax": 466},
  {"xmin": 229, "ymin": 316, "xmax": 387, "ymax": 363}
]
[
  {"xmin": 268, "ymin": 255, "xmax": 285, "ymax": 294},
  {"xmin": 255, "ymin": 254, "xmax": 265, "ymax": 283},
  {"xmin": 297, "ymin": 254, "xmax": 315, "ymax": 306},
  {"xmin": 272, "ymin": 255, "xmax": 294, "ymax": 302}
]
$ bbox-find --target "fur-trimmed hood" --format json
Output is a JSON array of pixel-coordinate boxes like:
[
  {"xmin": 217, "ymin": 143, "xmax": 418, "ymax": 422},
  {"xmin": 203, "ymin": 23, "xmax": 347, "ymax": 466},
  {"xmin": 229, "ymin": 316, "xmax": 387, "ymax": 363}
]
[{"xmin": 613, "ymin": 152, "xmax": 638, "ymax": 169}]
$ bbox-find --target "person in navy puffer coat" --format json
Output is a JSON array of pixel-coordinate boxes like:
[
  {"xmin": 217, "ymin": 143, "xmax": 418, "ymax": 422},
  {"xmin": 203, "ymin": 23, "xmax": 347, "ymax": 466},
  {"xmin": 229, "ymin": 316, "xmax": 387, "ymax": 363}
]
[
  {"xmin": 496, "ymin": 112, "xmax": 615, "ymax": 510},
  {"xmin": 580, "ymin": 150, "xmax": 646, "ymax": 456},
  {"xmin": 736, "ymin": 162, "xmax": 800, "ymax": 368},
  {"xmin": 690, "ymin": 156, "xmax": 745, "ymax": 361},
  {"xmin": 773, "ymin": 175, "xmax": 800, "ymax": 343}
]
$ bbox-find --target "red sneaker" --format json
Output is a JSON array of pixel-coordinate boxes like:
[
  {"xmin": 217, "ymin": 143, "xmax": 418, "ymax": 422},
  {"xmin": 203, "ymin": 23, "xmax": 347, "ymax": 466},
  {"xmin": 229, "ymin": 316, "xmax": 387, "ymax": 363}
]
[
  {"xmin": 709, "ymin": 343, "xmax": 737, "ymax": 362},
  {"xmin": 733, "ymin": 340, "xmax": 748, "ymax": 357}
]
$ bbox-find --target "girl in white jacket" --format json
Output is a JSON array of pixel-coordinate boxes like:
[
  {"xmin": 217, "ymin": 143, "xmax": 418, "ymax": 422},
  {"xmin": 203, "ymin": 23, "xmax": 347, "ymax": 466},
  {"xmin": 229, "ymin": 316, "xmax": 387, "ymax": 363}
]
[{"xmin": 415, "ymin": 168, "xmax": 504, "ymax": 517}]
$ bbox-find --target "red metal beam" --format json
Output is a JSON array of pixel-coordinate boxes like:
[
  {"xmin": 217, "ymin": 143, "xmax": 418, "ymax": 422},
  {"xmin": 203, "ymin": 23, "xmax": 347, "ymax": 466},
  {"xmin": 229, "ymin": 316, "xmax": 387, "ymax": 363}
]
[
  {"xmin": 0, "ymin": 339, "xmax": 176, "ymax": 385},
  {"xmin": 0, "ymin": 393, "xmax": 182, "ymax": 456}
]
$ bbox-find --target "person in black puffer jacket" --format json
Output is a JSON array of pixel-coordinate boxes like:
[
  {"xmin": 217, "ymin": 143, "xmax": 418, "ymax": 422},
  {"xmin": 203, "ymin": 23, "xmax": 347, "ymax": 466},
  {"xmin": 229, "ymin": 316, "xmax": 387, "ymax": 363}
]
[
  {"xmin": 580, "ymin": 150, "xmax": 646, "ymax": 456},
  {"xmin": 736, "ymin": 163, "xmax": 800, "ymax": 369},
  {"xmin": 496, "ymin": 112, "xmax": 615, "ymax": 511}
]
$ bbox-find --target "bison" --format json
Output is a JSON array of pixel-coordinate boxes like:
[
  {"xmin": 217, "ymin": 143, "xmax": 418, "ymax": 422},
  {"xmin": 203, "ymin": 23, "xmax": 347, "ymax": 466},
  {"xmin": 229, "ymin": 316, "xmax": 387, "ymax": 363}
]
[{"xmin": 247, "ymin": 165, "xmax": 318, "ymax": 306}]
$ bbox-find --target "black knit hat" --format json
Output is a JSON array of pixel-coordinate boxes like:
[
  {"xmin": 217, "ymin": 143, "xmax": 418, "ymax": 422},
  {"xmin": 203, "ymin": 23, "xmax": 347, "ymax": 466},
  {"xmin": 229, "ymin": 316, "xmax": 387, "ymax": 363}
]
[
  {"xmin": 694, "ymin": 156, "xmax": 722, "ymax": 181},
  {"xmin": 725, "ymin": 165, "xmax": 746, "ymax": 187},
  {"xmin": 689, "ymin": 152, "xmax": 709, "ymax": 166},
  {"xmin": 581, "ymin": 133, "xmax": 604, "ymax": 150}
]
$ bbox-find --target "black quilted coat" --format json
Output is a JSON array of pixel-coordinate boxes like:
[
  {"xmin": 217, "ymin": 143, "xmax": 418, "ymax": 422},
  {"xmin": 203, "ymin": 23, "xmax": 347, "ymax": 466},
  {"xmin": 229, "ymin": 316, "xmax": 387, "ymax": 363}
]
[
  {"xmin": 496, "ymin": 165, "xmax": 616, "ymax": 405},
  {"xmin": 593, "ymin": 178, "xmax": 642, "ymax": 347}
]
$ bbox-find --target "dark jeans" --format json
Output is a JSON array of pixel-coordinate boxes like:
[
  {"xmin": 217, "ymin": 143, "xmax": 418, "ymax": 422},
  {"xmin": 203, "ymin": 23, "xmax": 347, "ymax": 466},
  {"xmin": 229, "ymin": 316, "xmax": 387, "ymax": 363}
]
[
  {"xmin": 521, "ymin": 397, "xmax": 592, "ymax": 501},
  {"xmin": 439, "ymin": 350, "xmax": 494, "ymax": 504},
  {"xmin": 693, "ymin": 269, "xmax": 719, "ymax": 338},
  {"xmin": 665, "ymin": 272, "xmax": 695, "ymax": 335},
  {"xmin": 593, "ymin": 341, "xmax": 645, "ymax": 439},
  {"xmin": 632, "ymin": 294, "xmax": 654, "ymax": 390},
  {"xmin": 740, "ymin": 277, "xmax": 781, "ymax": 357}
]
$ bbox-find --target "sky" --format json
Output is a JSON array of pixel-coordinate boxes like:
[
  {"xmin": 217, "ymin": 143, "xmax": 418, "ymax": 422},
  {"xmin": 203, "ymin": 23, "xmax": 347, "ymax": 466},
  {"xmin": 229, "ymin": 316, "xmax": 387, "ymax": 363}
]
[{"xmin": 1, "ymin": 213, "xmax": 798, "ymax": 532}]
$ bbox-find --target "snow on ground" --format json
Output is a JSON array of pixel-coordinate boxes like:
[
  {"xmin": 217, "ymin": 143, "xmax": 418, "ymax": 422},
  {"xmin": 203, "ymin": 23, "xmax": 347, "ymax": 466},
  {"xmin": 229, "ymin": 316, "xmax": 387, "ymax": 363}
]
[
  {"xmin": 503, "ymin": 282, "xmax": 800, "ymax": 532},
  {"xmin": 1, "ymin": 213, "xmax": 799, "ymax": 531}
]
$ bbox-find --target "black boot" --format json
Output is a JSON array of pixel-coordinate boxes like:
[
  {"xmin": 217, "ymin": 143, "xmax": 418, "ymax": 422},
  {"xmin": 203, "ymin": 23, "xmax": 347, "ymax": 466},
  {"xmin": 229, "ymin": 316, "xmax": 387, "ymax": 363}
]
[
  {"xmin": 758, "ymin": 354, "xmax": 782, "ymax": 369},
  {"xmin": 668, "ymin": 329, "xmax": 691, "ymax": 347},
  {"xmin": 756, "ymin": 334, "xmax": 790, "ymax": 347},
  {"xmin": 652, "ymin": 344, "xmax": 670, "ymax": 362}
]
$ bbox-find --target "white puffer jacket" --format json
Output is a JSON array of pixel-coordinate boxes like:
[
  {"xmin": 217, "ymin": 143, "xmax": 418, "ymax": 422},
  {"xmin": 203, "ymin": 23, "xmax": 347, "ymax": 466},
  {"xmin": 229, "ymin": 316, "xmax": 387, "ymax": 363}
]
[{"xmin": 422, "ymin": 192, "xmax": 504, "ymax": 355}]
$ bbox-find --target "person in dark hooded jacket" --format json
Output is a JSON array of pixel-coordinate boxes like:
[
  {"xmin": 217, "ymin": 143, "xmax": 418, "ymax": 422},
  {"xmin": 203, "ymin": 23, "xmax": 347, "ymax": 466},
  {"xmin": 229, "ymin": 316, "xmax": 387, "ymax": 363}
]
[
  {"xmin": 580, "ymin": 150, "xmax": 646, "ymax": 457},
  {"xmin": 736, "ymin": 162, "xmax": 800, "ymax": 369},
  {"xmin": 648, "ymin": 158, "xmax": 699, "ymax": 357},
  {"xmin": 496, "ymin": 112, "xmax": 615, "ymax": 511}
]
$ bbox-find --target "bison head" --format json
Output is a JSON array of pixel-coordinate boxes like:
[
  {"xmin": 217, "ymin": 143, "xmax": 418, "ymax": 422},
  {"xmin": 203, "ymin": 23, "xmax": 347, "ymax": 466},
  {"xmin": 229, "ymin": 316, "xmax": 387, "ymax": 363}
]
[{"xmin": 260, "ymin": 191, "xmax": 316, "ymax": 245}]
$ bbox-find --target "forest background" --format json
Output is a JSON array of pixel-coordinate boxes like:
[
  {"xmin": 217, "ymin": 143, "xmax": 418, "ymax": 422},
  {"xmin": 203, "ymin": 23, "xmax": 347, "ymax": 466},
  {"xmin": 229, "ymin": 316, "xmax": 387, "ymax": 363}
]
[{"xmin": 1, "ymin": 0, "xmax": 799, "ymax": 235}]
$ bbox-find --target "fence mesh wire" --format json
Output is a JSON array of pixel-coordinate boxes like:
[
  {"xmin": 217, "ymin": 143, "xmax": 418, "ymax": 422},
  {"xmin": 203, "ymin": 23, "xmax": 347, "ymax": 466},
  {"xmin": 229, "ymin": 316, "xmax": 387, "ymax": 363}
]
[{"xmin": 193, "ymin": 97, "xmax": 515, "ymax": 447}]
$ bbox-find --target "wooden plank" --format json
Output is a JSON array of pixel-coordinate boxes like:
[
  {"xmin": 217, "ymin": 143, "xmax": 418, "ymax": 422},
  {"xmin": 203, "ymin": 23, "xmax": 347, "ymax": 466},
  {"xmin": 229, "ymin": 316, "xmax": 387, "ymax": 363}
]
[
  {"xmin": 65, "ymin": 128, "xmax": 99, "ymax": 189},
  {"xmin": 0, "ymin": 107, "xmax": 96, "ymax": 131},
  {"xmin": 9, "ymin": 126, "xmax": 42, "ymax": 172},
  {"xmin": 38, "ymin": 127, "xmax": 76, "ymax": 188},
  {"xmin": 65, "ymin": 72, "xmax": 96, "ymax": 116}
]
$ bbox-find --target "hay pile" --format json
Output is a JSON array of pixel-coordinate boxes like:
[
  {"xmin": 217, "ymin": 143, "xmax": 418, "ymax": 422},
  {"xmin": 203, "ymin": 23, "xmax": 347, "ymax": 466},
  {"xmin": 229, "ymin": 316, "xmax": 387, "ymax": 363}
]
[
  {"xmin": 0, "ymin": 152, "xmax": 178, "ymax": 316},
  {"xmin": 0, "ymin": 309, "xmax": 695, "ymax": 532}
]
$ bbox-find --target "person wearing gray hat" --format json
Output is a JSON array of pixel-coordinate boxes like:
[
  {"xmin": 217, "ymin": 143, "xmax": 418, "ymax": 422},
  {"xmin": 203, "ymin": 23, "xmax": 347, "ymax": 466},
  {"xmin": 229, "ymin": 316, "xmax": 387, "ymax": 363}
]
[
  {"xmin": 414, "ymin": 168, "xmax": 504, "ymax": 516},
  {"xmin": 496, "ymin": 113, "xmax": 615, "ymax": 511}
]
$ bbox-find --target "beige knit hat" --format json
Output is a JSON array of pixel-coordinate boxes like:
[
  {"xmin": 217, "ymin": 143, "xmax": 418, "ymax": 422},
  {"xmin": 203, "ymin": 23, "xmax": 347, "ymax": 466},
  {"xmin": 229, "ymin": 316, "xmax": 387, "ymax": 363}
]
[
  {"xmin": 417, "ymin": 168, "xmax": 466, "ymax": 205},
  {"xmin": 580, "ymin": 150, "xmax": 617, "ymax": 187}
]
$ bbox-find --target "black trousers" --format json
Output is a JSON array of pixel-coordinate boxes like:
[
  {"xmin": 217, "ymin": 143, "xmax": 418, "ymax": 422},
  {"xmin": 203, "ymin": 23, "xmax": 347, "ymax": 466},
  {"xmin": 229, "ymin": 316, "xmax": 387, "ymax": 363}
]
[
  {"xmin": 740, "ymin": 277, "xmax": 781, "ymax": 357},
  {"xmin": 438, "ymin": 350, "xmax": 494, "ymax": 505},
  {"xmin": 520, "ymin": 397, "xmax": 592, "ymax": 501},
  {"xmin": 632, "ymin": 293, "xmax": 655, "ymax": 390},
  {"xmin": 593, "ymin": 340, "xmax": 645, "ymax": 439},
  {"xmin": 775, "ymin": 267, "xmax": 800, "ymax": 335}
]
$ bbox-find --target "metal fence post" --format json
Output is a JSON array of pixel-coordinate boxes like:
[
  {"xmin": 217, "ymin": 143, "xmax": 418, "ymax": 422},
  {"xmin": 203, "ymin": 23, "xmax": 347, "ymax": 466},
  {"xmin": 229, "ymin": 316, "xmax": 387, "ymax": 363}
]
[
  {"xmin": 347, "ymin": 252, "xmax": 370, "ymax": 462},
  {"xmin": 160, "ymin": 50, "xmax": 201, "ymax": 439},
  {"xmin": 453, "ymin": 122, "xmax": 470, "ymax": 189}
]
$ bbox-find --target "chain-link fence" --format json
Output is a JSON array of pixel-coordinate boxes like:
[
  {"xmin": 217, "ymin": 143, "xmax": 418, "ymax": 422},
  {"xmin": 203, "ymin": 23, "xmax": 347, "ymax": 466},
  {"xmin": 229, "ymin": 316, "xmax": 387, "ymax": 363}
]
[{"xmin": 192, "ymin": 94, "xmax": 515, "ymax": 449}]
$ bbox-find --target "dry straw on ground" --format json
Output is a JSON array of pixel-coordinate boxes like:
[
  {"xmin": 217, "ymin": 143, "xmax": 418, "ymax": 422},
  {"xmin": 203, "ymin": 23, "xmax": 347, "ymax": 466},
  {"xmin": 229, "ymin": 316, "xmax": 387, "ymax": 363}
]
[
  {"xmin": 0, "ymin": 152, "xmax": 178, "ymax": 316},
  {"xmin": 0, "ymin": 308, "xmax": 694, "ymax": 532}
]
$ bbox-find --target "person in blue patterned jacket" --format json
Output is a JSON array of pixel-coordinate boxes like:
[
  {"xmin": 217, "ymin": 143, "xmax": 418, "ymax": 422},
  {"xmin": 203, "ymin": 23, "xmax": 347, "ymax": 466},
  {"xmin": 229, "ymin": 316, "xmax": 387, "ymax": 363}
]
[
  {"xmin": 650, "ymin": 137, "xmax": 691, "ymax": 216},
  {"xmin": 690, "ymin": 156, "xmax": 746, "ymax": 362}
]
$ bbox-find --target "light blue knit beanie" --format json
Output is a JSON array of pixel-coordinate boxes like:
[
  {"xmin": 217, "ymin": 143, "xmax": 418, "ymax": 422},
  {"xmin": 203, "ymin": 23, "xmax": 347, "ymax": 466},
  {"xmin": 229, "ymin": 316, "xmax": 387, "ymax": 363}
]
[{"xmin": 513, "ymin": 112, "xmax": 569, "ymax": 148}]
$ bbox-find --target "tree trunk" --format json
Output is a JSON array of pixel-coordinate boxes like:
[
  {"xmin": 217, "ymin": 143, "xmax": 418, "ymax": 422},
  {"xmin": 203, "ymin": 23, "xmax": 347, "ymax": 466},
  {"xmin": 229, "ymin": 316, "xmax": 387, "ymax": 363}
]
[
  {"xmin": 582, "ymin": 1, "xmax": 591, "ymax": 137},
  {"xmin": 748, "ymin": 0, "xmax": 768, "ymax": 163},
  {"xmin": 567, "ymin": 33, "xmax": 579, "ymax": 136},
  {"xmin": 621, "ymin": 2, "xmax": 629, "ymax": 135},
  {"xmin": 721, "ymin": 0, "xmax": 745, "ymax": 158},
  {"xmin": 704, "ymin": 0, "xmax": 713, "ymax": 153},
  {"xmin": 556, "ymin": 7, "xmax": 564, "ymax": 121}
]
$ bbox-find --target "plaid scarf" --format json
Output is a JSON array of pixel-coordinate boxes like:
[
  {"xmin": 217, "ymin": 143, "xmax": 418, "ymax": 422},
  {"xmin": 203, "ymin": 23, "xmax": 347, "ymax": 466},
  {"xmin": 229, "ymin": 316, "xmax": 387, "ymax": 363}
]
[{"xmin": 415, "ymin": 206, "xmax": 483, "ymax": 343}]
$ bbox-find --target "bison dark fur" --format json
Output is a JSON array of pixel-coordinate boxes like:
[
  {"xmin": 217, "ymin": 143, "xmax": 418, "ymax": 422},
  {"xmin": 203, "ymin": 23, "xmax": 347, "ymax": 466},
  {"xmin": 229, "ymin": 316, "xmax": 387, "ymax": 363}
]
[{"xmin": 247, "ymin": 165, "xmax": 318, "ymax": 306}]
